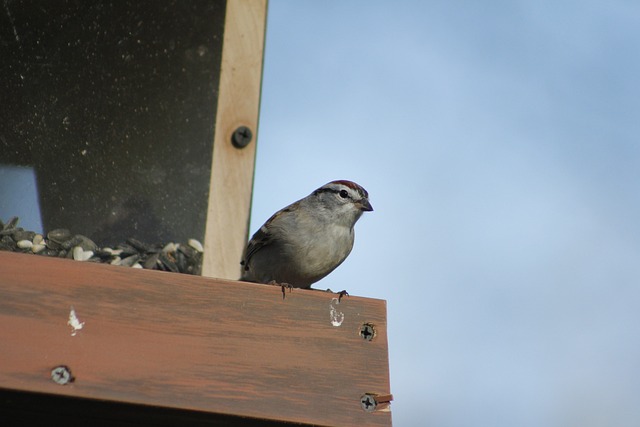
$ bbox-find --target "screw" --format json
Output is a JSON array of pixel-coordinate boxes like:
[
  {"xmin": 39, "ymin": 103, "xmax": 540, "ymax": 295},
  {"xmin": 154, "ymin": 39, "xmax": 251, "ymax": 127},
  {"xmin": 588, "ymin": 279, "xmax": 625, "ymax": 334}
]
[
  {"xmin": 51, "ymin": 365, "xmax": 74, "ymax": 385},
  {"xmin": 360, "ymin": 394, "xmax": 377, "ymax": 412},
  {"xmin": 359, "ymin": 323, "xmax": 375, "ymax": 341},
  {"xmin": 231, "ymin": 126, "xmax": 253, "ymax": 148}
]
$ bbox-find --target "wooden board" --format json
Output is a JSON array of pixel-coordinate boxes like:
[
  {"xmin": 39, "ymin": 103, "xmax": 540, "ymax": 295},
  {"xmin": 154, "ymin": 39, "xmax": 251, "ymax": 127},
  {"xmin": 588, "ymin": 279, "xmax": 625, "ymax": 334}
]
[
  {"xmin": 203, "ymin": 0, "xmax": 267, "ymax": 280},
  {"xmin": 0, "ymin": 252, "xmax": 392, "ymax": 426}
]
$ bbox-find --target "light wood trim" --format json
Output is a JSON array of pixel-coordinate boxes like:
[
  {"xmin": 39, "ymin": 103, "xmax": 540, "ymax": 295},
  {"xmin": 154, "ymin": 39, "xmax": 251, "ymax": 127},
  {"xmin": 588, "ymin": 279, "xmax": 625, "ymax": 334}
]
[
  {"xmin": 0, "ymin": 252, "xmax": 392, "ymax": 426},
  {"xmin": 203, "ymin": 0, "xmax": 267, "ymax": 279}
]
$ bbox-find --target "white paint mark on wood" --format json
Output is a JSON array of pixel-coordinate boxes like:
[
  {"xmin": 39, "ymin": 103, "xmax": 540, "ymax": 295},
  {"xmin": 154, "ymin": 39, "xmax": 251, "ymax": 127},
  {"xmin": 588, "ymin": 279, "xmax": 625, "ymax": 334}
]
[
  {"xmin": 68, "ymin": 306, "xmax": 85, "ymax": 336},
  {"xmin": 329, "ymin": 298, "xmax": 345, "ymax": 327}
]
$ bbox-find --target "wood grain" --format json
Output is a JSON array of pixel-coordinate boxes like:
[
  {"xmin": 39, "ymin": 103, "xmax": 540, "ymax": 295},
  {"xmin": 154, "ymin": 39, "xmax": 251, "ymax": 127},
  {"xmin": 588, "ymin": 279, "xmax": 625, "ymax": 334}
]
[
  {"xmin": 0, "ymin": 252, "xmax": 392, "ymax": 426},
  {"xmin": 203, "ymin": 0, "xmax": 266, "ymax": 280}
]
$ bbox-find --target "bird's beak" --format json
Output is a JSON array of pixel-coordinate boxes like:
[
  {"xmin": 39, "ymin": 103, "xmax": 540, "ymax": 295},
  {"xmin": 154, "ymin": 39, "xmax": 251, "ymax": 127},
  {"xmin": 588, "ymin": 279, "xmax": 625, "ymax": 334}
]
[{"xmin": 359, "ymin": 199, "xmax": 374, "ymax": 212}]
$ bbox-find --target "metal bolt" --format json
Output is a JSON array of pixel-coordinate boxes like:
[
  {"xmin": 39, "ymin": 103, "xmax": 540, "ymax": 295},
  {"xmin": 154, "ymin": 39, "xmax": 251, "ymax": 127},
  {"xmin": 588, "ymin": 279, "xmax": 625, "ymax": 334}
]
[
  {"xmin": 51, "ymin": 365, "xmax": 74, "ymax": 385},
  {"xmin": 360, "ymin": 394, "xmax": 377, "ymax": 412},
  {"xmin": 359, "ymin": 323, "xmax": 375, "ymax": 341},
  {"xmin": 231, "ymin": 126, "xmax": 253, "ymax": 148}
]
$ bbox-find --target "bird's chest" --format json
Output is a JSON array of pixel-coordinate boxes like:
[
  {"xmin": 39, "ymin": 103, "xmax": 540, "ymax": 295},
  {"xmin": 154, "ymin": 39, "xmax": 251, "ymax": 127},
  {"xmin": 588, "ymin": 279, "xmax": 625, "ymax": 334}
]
[{"xmin": 289, "ymin": 222, "xmax": 354, "ymax": 272}]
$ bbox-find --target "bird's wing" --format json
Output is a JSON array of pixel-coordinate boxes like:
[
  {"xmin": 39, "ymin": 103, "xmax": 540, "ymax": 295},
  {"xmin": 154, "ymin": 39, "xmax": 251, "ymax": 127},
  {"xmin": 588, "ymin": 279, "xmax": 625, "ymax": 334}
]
[
  {"xmin": 242, "ymin": 224, "xmax": 272, "ymax": 267},
  {"xmin": 242, "ymin": 206, "xmax": 294, "ymax": 268}
]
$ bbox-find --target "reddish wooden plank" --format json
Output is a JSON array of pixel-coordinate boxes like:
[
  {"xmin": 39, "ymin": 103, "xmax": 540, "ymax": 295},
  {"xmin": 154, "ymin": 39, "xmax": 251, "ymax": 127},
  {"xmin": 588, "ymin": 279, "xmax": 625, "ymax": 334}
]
[{"xmin": 0, "ymin": 252, "xmax": 392, "ymax": 426}]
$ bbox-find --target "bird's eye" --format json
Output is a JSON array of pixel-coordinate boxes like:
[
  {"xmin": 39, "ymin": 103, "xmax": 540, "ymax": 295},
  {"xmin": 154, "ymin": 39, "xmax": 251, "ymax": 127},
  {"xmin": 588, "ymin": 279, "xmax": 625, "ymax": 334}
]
[{"xmin": 339, "ymin": 190, "xmax": 349, "ymax": 199}]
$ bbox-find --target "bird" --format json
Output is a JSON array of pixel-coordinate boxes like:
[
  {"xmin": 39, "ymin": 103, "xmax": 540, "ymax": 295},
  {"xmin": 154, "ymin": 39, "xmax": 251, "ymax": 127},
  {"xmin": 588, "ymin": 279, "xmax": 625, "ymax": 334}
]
[{"xmin": 240, "ymin": 180, "xmax": 373, "ymax": 290}]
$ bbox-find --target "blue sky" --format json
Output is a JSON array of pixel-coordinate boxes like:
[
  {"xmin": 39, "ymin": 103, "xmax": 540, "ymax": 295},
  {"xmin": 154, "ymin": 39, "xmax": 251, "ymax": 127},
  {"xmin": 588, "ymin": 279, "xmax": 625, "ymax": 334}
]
[{"xmin": 252, "ymin": 1, "xmax": 640, "ymax": 425}]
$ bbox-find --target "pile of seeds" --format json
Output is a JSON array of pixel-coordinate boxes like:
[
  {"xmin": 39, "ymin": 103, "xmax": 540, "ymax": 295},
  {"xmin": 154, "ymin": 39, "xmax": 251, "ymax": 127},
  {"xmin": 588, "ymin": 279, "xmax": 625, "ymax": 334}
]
[{"xmin": 0, "ymin": 216, "xmax": 202, "ymax": 275}]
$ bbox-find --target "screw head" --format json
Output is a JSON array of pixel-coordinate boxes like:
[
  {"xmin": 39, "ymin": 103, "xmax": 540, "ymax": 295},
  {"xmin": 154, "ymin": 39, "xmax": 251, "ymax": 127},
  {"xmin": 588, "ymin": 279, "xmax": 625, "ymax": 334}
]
[
  {"xmin": 360, "ymin": 394, "xmax": 377, "ymax": 412},
  {"xmin": 51, "ymin": 365, "xmax": 74, "ymax": 385},
  {"xmin": 359, "ymin": 323, "xmax": 375, "ymax": 341},
  {"xmin": 231, "ymin": 126, "xmax": 253, "ymax": 148}
]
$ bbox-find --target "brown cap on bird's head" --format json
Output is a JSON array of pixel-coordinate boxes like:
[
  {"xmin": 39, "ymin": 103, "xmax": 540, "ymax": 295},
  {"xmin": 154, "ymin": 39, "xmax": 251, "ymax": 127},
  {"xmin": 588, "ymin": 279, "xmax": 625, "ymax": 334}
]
[{"xmin": 315, "ymin": 180, "xmax": 373, "ymax": 212}]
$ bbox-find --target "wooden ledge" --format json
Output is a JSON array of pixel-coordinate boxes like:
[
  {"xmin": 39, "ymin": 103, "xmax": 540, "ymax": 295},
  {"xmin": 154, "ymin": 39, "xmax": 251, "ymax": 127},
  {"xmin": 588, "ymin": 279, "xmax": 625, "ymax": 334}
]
[{"xmin": 0, "ymin": 251, "xmax": 392, "ymax": 426}]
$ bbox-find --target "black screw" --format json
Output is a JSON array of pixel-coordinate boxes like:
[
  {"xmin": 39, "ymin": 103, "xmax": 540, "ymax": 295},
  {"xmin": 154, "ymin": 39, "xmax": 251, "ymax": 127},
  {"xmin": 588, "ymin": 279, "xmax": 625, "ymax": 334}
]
[
  {"xmin": 51, "ymin": 365, "xmax": 74, "ymax": 385},
  {"xmin": 360, "ymin": 394, "xmax": 377, "ymax": 412},
  {"xmin": 359, "ymin": 323, "xmax": 375, "ymax": 341},
  {"xmin": 231, "ymin": 126, "xmax": 253, "ymax": 148}
]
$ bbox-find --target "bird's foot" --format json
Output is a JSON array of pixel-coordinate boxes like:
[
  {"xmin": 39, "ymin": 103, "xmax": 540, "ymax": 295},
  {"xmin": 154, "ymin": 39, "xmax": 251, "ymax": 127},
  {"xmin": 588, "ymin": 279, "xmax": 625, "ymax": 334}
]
[
  {"xmin": 325, "ymin": 288, "xmax": 349, "ymax": 302},
  {"xmin": 268, "ymin": 280, "xmax": 293, "ymax": 299}
]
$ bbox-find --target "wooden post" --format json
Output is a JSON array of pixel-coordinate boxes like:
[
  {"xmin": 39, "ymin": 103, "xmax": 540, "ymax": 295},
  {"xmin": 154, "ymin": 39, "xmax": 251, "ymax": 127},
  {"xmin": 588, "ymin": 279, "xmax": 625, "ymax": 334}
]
[
  {"xmin": 203, "ymin": 0, "xmax": 267, "ymax": 280},
  {"xmin": 0, "ymin": 252, "xmax": 392, "ymax": 426}
]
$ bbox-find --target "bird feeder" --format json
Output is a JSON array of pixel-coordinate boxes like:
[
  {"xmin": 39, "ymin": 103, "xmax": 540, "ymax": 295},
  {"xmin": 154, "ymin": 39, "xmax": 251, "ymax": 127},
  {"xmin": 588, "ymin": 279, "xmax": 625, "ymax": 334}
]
[{"xmin": 0, "ymin": 1, "xmax": 392, "ymax": 425}]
